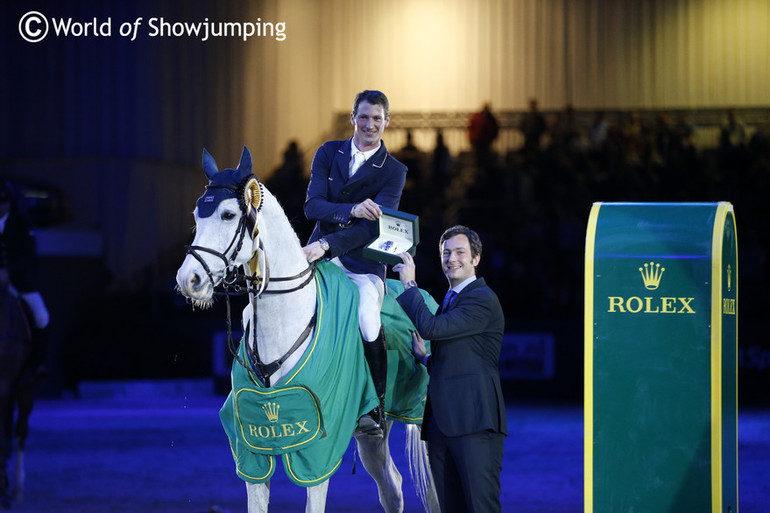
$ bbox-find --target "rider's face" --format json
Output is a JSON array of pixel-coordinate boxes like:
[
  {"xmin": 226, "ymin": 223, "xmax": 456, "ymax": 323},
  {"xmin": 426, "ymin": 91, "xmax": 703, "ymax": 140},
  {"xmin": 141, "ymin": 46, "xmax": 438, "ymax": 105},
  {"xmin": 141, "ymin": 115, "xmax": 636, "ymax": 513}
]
[{"xmin": 351, "ymin": 101, "xmax": 390, "ymax": 152}]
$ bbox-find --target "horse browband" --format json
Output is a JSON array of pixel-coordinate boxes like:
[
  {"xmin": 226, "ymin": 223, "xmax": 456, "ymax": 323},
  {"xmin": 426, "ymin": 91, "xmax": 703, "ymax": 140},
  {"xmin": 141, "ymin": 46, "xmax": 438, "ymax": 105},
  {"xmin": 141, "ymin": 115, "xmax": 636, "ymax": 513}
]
[{"xmin": 205, "ymin": 181, "xmax": 259, "ymax": 236}]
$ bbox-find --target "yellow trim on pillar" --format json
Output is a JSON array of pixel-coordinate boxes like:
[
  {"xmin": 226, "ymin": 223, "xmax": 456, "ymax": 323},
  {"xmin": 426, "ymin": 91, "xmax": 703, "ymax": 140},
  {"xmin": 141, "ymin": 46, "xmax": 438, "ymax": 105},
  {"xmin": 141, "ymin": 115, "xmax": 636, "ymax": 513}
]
[
  {"xmin": 584, "ymin": 202, "xmax": 601, "ymax": 513},
  {"xmin": 710, "ymin": 201, "xmax": 729, "ymax": 513}
]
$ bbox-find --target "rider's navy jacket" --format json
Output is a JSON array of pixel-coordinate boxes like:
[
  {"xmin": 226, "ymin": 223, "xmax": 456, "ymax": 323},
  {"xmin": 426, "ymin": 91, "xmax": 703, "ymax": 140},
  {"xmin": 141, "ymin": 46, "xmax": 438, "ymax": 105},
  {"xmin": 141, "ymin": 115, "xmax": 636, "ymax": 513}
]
[{"xmin": 304, "ymin": 138, "xmax": 407, "ymax": 282}]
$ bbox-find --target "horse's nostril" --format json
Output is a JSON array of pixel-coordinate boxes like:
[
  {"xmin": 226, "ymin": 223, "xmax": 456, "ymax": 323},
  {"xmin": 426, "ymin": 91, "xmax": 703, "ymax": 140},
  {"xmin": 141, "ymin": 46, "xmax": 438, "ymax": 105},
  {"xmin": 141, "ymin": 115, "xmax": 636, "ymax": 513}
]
[{"xmin": 187, "ymin": 272, "xmax": 203, "ymax": 291}]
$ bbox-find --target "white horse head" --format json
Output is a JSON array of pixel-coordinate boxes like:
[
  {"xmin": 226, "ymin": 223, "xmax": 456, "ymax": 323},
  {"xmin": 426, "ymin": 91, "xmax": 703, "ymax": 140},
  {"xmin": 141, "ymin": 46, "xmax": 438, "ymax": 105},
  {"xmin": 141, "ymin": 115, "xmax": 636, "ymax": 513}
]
[
  {"xmin": 176, "ymin": 146, "xmax": 309, "ymax": 309},
  {"xmin": 176, "ymin": 146, "xmax": 317, "ymax": 384}
]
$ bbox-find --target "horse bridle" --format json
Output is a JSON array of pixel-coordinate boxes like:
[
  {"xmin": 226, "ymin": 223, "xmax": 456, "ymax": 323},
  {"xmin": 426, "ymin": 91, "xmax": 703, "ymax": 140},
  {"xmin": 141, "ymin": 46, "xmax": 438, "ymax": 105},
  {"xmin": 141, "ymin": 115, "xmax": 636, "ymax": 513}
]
[
  {"xmin": 184, "ymin": 208, "xmax": 251, "ymax": 293},
  {"xmin": 184, "ymin": 177, "xmax": 317, "ymax": 387}
]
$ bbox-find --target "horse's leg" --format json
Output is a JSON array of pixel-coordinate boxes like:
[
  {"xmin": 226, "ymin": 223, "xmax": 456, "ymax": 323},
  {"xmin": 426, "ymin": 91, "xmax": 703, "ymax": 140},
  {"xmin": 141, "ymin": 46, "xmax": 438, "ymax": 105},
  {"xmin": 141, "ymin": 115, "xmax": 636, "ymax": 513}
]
[
  {"xmin": 0, "ymin": 386, "xmax": 11, "ymax": 508},
  {"xmin": 354, "ymin": 419, "xmax": 403, "ymax": 513},
  {"xmin": 12, "ymin": 381, "xmax": 34, "ymax": 502},
  {"xmin": 246, "ymin": 481, "xmax": 270, "ymax": 513},
  {"xmin": 305, "ymin": 479, "xmax": 329, "ymax": 513},
  {"xmin": 11, "ymin": 446, "xmax": 21, "ymax": 504}
]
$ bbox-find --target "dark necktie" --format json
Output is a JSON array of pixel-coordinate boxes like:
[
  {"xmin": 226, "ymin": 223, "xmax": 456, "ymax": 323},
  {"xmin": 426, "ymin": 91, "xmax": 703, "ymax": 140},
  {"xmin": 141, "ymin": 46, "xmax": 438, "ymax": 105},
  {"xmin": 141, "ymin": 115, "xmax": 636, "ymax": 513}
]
[{"xmin": 441, "ymin": 290, "xmax": 458, "ymax": 312}]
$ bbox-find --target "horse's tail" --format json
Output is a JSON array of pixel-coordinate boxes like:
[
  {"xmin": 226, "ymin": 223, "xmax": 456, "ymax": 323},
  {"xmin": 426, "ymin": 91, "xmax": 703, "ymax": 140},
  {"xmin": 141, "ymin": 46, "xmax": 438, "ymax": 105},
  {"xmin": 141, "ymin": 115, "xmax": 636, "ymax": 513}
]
[{"xmin": 405, "ymin": 423, "xmax": 439, "ymax": 513}]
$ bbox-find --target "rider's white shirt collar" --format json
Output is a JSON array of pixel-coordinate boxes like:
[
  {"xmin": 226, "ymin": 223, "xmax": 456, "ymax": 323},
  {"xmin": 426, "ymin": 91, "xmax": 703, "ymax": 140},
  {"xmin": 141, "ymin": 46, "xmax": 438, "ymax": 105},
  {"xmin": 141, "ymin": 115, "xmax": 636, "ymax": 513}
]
[{"xmin": 351, "ymin": 140, "xmax": 380, "ymax": 160}]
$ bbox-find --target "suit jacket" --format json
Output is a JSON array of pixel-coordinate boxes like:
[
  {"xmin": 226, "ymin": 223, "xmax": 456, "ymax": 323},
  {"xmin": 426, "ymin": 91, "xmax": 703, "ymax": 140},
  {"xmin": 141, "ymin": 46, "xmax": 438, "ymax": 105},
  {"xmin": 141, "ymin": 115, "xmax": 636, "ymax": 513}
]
[
  {"xmin": 397, "ymin": 278, "xmax": 507, "ymax": 438},
  {"xmin": 305, "ymin": 138, "xmax": 407, "ymax": 281}
]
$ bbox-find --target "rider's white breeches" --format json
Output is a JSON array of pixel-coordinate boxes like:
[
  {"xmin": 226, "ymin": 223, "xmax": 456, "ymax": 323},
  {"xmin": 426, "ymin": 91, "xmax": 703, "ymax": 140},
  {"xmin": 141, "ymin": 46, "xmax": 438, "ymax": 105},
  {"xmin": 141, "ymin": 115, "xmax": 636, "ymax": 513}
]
[{"xmin": 331, "ymin": 258, "xmax": 384, "ymax": 342}]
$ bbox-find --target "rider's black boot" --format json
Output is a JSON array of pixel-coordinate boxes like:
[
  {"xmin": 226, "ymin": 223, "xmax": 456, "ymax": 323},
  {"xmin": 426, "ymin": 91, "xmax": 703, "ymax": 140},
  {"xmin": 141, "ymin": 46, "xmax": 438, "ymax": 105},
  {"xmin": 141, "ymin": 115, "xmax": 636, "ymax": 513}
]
[{"xmin": 357, "ymin": 327, "xmax": 387, "ymax": 438}]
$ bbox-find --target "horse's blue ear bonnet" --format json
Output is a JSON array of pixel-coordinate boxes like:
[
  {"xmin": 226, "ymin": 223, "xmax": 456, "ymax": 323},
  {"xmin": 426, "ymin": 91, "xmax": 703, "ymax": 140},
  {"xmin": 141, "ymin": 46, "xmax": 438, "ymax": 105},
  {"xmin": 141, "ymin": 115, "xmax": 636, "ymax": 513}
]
[{"xmin": 196, "ymin": 146, "xmax": 262, "ymax": 218}]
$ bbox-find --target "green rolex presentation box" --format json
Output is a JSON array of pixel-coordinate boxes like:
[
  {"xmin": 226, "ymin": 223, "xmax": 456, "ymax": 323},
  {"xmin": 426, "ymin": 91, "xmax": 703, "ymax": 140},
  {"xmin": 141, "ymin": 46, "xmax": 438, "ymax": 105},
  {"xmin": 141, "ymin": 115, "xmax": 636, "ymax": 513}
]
[{"xmin": 362, "ymin": 207, "xmax": 420, "ymax": 265}]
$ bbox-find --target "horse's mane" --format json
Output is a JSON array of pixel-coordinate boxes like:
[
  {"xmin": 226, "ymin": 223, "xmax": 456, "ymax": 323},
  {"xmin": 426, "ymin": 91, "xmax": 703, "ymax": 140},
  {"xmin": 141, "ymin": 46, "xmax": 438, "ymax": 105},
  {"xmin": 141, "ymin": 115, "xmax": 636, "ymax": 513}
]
[{"xmin": 260, "ymin": 187, "xmax": 305, "ymax": 254}]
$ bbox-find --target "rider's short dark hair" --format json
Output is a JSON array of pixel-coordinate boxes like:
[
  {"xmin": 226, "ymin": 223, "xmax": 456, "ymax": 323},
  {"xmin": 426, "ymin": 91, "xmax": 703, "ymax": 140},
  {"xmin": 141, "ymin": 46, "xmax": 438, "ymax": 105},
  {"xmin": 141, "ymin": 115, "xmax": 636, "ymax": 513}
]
[{"xmin": 352, "ymin": 90, "xmax": 390, "ymax": 118}]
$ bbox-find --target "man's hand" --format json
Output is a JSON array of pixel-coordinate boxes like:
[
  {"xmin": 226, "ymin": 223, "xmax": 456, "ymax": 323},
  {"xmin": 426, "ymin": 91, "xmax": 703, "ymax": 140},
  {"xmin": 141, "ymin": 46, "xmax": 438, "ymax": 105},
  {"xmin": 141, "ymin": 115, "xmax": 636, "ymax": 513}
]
[
  {"xmin": 411, "ymin": 331, "xmax": 427, "ymax": 364},
  {"xmin": 351, "ymin": 198, "xmax": 382, "ymax": 221},
  {"xmin": 302, "ymin": 241, "xmax": 326, "ymax": 262},
  {"xmin": 392, "ymin": 252, "xmax": 416, "ymax": 287}
]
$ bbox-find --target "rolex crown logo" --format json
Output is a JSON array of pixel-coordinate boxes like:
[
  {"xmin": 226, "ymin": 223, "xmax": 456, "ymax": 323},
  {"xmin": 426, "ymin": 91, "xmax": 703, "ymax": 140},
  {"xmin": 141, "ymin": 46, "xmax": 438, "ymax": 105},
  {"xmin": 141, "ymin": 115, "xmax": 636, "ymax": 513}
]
[
  {"xmin": 262, "ymin": 401, "xmax": 280, "ymax": 423},
  {"xmin": 639, "ymin": 262, "xmax": 665, "ymax": 290}
]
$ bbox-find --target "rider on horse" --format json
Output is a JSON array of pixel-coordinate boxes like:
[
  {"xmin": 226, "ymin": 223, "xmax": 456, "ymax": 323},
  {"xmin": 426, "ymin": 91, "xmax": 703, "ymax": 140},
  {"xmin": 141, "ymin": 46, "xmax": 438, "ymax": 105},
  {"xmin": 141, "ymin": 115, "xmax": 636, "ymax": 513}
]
[
  {"xmin": 302, "ymin": 90, "xmax": 407, "ymax": 437},
  {"xmin": 0, "ymin": 181, "xmax": 49, "ymax": 377}
]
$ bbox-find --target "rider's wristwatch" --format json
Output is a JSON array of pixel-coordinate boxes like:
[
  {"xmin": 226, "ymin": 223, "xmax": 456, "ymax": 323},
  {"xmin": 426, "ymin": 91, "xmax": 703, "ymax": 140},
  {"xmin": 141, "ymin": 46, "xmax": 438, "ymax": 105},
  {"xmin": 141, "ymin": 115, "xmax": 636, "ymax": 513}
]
[
  {"xmin": 318, "ymin": 238, "xmax": 330, "ymax": 254},
  {"xmin": 404, "ymin": 280, "xmax": 417, "ymax": 290}
]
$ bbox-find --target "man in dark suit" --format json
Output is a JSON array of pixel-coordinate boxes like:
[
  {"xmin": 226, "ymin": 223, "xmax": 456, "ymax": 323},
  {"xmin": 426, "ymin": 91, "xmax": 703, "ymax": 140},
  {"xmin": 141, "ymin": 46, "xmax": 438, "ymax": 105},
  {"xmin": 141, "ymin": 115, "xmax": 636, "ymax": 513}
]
[
  {"xmin": 303, "ymin": 90, "xmax": 407, "ymax": 436},
  {"xmin": 393, "ymin": 225, "xmax": 507, "ymax": 513}
]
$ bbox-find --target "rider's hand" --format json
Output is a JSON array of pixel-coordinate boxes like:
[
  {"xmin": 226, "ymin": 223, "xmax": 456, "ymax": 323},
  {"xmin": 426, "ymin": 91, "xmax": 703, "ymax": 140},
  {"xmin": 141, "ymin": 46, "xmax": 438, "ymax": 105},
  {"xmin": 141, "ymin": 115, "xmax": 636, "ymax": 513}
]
[
  {"xmin": 392, "ymin": 252, "xmax": 416, "ymax": 286},
  {"xmin": 302, "ymin": 242, "xmax": 326, "ymax": 262},
  {"xmin": 351, "ymin": 199, "xmax": 382, "ymax": 221}
]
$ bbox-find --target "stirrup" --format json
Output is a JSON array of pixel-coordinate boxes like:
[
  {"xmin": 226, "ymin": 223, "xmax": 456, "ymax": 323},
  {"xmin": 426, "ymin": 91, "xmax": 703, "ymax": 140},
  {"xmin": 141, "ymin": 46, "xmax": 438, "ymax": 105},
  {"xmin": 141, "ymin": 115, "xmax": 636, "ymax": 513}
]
[{"xmin": 356, "ymin": 408, "xmax": 384, "ymax": 438}]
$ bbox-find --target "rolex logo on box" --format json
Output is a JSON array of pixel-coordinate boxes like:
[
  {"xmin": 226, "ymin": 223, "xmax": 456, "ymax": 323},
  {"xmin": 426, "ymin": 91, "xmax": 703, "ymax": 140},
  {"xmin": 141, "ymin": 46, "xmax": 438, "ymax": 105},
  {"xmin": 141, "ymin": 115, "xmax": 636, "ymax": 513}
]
[{"xmin": 362, "ymin": 207, "xmax": 420, "ymax": 265}]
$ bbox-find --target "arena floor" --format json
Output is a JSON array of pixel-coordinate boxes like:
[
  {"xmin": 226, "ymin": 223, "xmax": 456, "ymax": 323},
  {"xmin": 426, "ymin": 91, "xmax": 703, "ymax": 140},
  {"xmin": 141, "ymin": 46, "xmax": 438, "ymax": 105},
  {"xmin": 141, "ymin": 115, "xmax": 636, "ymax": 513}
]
[{"xmin": 5, "ymin": 385, "xmax": 768, "ymax": 512}]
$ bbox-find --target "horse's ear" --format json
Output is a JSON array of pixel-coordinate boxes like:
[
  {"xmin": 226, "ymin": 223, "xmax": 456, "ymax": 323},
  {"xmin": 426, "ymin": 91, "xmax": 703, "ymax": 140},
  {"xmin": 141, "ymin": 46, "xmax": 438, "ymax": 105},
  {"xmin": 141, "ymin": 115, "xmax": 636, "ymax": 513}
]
[
  {"xmin": 236, "ymin": 146, "xmax": 253, "ymax": 178},
  {"xmin": 202, "ymin": 149, "xmax": 219, "ymax": 180}
]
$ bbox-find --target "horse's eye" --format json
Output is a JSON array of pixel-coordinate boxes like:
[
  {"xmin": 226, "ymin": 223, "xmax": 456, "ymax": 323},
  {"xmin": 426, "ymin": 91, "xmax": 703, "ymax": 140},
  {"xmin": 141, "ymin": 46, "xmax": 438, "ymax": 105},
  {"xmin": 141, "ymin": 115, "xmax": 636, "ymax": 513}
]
[{"xmin": 221, "ymin": 211, "xmax": 237, "ymax": 221}]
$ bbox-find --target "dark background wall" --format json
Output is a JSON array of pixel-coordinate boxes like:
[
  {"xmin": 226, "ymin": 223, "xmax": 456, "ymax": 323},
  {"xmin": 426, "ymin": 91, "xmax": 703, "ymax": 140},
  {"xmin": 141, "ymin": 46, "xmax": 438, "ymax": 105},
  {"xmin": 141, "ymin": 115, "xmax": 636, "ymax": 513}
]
[{"xmin": 2, "ymin": 1, "xmax": 768, "ymax": 403}]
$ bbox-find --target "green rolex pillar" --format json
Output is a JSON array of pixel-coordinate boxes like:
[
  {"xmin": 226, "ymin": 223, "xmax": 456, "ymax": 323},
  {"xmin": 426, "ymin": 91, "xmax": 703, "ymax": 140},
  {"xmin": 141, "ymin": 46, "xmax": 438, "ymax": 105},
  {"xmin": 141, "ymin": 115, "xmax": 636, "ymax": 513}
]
[{"xmin": 585, "ymin": 202, "xmax": 738, "ymax": 513}]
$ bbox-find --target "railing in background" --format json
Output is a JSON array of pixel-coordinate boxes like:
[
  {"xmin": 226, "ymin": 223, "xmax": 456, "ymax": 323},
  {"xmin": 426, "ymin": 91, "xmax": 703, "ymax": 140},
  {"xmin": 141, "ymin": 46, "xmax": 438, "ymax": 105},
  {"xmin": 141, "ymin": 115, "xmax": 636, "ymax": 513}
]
[{"xmin": 322, "ymin": 106, "xmax": 769, "ymax": 159}]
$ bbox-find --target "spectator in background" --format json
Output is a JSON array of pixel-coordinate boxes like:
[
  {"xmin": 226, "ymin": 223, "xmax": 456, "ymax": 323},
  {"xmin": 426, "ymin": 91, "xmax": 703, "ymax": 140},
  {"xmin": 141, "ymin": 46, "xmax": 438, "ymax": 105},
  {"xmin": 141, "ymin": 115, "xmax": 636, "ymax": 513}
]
[
  {"xmin": 720, "ymin": 108, "xmax": 746, "ymax": 149},
  {"xmin": 622, "ymin": 110, "xmax": 647, "ymax": 165},
  {"xmin": 719, "ymin": 108, "xmax": 749, "ymax": 171},
  {"xmin": 468, "ymin": 102, "xmax": 500, "ymax": 167},
  {"xmin": 431, "ymin": 129, "xmax": 452, "ymax": 184},
  {"xmin": 267, "ymin": 140, "xmax": 310, "ymax": 240},
  {"xmin": 588, "ymin": 110, "xmax": 610, "ymax": 154},
  {"xmin": 519, "ymin": 98, "xmax": 547, "ymax": 157},
  {"xmin": 397, "ymin": 130, "xmax": 425, "ymax": 214}
]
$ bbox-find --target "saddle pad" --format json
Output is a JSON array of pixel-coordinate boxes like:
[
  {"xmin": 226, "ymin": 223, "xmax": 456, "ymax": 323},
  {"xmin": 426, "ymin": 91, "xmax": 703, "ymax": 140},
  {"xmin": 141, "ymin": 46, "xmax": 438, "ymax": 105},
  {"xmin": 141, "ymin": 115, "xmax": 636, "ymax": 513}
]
[
  {"xmin": 221, "ymin": 261, "xmax": 378, "ymax": 486},
  {"xmin": 220, "ymin": 261, "xmax": 438, "ymax": 486},
  {"xmin": 232, "ymin": 385, "xmax": 324, "ymax": 453}
]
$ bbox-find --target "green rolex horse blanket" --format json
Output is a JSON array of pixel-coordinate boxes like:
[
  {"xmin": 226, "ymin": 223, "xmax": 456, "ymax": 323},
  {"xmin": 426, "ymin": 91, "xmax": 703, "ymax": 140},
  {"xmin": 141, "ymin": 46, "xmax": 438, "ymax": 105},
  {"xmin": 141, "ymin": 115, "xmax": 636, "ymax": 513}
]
[{"xmin": 219, "ymin": 260, "xmax": 437, "ymax": 486}]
